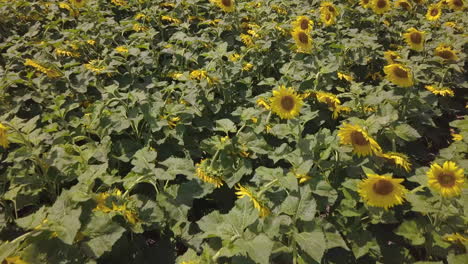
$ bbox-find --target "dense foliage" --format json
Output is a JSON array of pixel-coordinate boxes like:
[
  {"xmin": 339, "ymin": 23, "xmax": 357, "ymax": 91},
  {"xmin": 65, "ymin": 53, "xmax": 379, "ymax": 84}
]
[{"xmin": 0, "ymin": 0, "xmax": 467, "ymax": 263}]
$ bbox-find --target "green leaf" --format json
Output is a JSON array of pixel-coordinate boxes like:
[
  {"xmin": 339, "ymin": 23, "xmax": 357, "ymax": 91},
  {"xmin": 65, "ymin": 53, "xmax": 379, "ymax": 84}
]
[
  {"xmin": 158, "ymin": 157, "xmax": 194, "ymax": 180},
  {"xmin": 215, "ymin": 119, "xmax": 237, "ymax": 133},
  {"xmin": 242, "ymin": 234, "xmax": 274, "ymax": 264},
  {"xmin": 82, "ymin": 214, "xmax": 126, "ymax": 258},
  {"xmin": 394, "ymin": 124, "xmax": 421, "ymax": 141},
  {"xmin": 294, "ymin": 231, "xmax": 326, "ymax": 262},
  {"xmin": 395, "ymin": 220, "xmax": 425, "ymax": 246},
  {"xmin": 131, "ymin": 148, "xmax": 157, "ymax": 174}
]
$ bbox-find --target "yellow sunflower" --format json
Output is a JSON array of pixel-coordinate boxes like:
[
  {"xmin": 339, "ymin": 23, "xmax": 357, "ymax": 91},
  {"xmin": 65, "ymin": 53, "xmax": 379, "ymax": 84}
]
[
  {"xmin": 447, "ymin": 0, "xmax": 464, "ymax": 10},
  {"xmin": 291, "ymin": 28, "xmax": 313, "ymax": 53},
  {"xmin": 338, "ymin": 123, "xmax": 382, "ymax": 157},
  {"xmin": 384, "ymin": 50, "xmax": 401, "ymax": 64},
  {"xmin": 70, "ymin": 0, "xmax": 87, "ymax": 8},
  {"xmin": 384, "ymin": 64, "xmax": 413, "ymax": 87},
  {"xmin": 424, "ymin": 85, "xmax": 454, "ymax": 97},
  {"xmin": 427, "ymin": 161, "xmax": 465, "ymax": 197},
  {"xmin": 0, "ymin": 123, "xmax": 8, "ymax": 149},
  {"xmin": 211, "ymin": 0, "xmax": 235, "ymax": 12},
  {"xmin": 395, "ymin": 0, "xmax": 413, "ymax": 10},
  {"xmin": 292, "ymin": 16, "xmax": 314, "ymax": 32},
  {"xmin": 320, "ymin": 2, "xmax": 338, "ymax": 26},
  {"xmin": 358, "ymin": 174, "xmax": 408, "ymax": 210},
  {"xmin": 371, "ymin": 0, "xmax": 392, "ymax": 14},
  {"xmin": 403, "ymin": 28, "xmax": 425, "ymax": 51},
  {"xmin": 315, "ymin": 91, "xmax": 341, "ymax": 108},
  {"xmin": 360, "ymin": 0, "xmax": 372, "ymax": 8},
  {"xmin": 426, "ymin": 4, "xmax": 442, "ymax": 21},
  {"xmin": 434, "ymin": 44, "xmax": 459, "ymax": 61},
  {"xmin": 235, "ymin": 184, "xmax": 270, "ymax": 217},
  {"xmin": 270, "ymin": 86, "xmax": 304, "ymax": 119},
  {"xmin": 195, "ymin": 159, "xmax": 224, "ymax": 188},
  {"xmin": 378, "ymin": 152, "xmax": 412, "ymax": 172},
  {"xmin": 411, "ymin": 0, "xmax": 426, "ymax": 4}
]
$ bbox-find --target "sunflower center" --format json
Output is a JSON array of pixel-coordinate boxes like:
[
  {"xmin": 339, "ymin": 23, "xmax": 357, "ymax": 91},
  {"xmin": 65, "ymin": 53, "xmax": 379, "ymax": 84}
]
[
  {"xmin": 377, "ymin": 0, "xmax": 387, "ymax": 8},
  {"xmin": 373, "ymin": 179, "xmax": 394, "ymax": 195},
  {"xmin": 453, "ymin": 0, "xmax": 462, "ymax": 7},
  {"xmin": 363, "ymin": 0, "xmax": 370, "ymax": 4},
  {"xmin": 300, "ymin": 19, "xmax": 309, "ymax": 30},
  {"xmin": 410, "ymin": 32, "xmax": 422, "ymax": 44},
  {"xmin": 325, "ymin": 13, "xmax": 331, "ymax": 21},
  {"xmin": 298, "ymin": 32, "xmax": 308, "ymax": 44},
  {"xmin": 328, "ymin": 6, "xmax": 336, "ymax": 13},
  {"xmin": 437, "ymin": 172, "xmax": 456, "ymax": 187},
  {"xmin": 399, "ymin": 2, "xmax": 410, "ymax": 9},
  {"xmin": 351, "ymin": 131, "xmax": 368, "ymax": 146},
  {"xmin": 393, "ymin": 67, "xmax": 408, "ymax": 78},
  {"xmin": 222, "ymin": 0, "xmax": 232, "ymax": 7},
  {"xmin": 438, "ymin": 50, "xmax": 454, "ymax": 60},
  {"xmin": 430, "ymin": 8, "xmax": 439, "ymax": 16},
  {"xmin": 280, "ymin": 95, "xmax": 295, "ymax": 111}
]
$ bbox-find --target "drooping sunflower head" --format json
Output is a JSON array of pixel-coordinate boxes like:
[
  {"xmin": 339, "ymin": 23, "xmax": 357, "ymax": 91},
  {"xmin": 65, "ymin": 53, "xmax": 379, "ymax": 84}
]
[
  {"xmin": 372, "ymin": 0, "xmax": 392, "ymax": 14},
  {"xmin": 270, "ymin": 86, "xmax": 304, "ymax": 119},
  {"xmin": 315, "ymin": 91, "xmax": 341, "ymax": 109},
  {"xmin": 426, "ymin": 4, "xmax": 442, "ymax": 21},
  {"xmin": 434, "ymin": 44, "xmax": 459, "ymax": 61},
  {"xmin": 358, "ymin": 174, "xmax": 408, "ymax": 210},
  {"xmin": 292, "ymin": 16, "xmax": 314, "ymax": 32},
  {"xmin": 424, "ymin": 85, "xmax": 455, "ymax": 97},
  {"xmin": 360, "ymin": 0, "xmax": 372, "ymax": 8},
  {"xmin": 383, "ymin": 64, "xmax": 414, "ymax": 87},
  {"xmin": 0, "ymin": 123, "xmax": 9, "ymax": 149},
  {"xmin": 384, "ymin": 50, "xmax": 401, "ymax": 64},
  {"xmin": 403, "ymin": 28, "xmax": 425, "ymax": 51},
  {"xmin": 211, "ymin": 0, "xmax": 235, "ymax": 12},
  {"xmin": 448, "ymin": 0, "xmax": 464, "ymax": 11},
  {"xmin": 378, "ymin": 152, "xmax": 412, "ymax": 172},
  {"xmin": 427, "ymin": 161, "xmax": 465, "ymax": 197},
  {"xmin": 291, "ymin": 28, "xmax": 313, "ymax": 53},
  {"xmin": 395, "ymin": 0, "xmax": 413, "ymax": 10},
  {"xmin": 70, "ymin": 0, "xmax": 87, "ymax": 8},
  {"xmin": 338, "ymin": 123, "xmax": 382, "ymax": 157},
  {"xmin": 195, "ymin": 159, "xmax": 224, "ymax": 188}
]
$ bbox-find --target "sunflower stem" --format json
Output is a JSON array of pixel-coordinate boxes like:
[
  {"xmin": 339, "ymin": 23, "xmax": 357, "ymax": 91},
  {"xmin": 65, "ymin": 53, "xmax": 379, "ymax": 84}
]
[{"xmin": 258, "ymin": 179, "xmax": 278, "ymax": 197}]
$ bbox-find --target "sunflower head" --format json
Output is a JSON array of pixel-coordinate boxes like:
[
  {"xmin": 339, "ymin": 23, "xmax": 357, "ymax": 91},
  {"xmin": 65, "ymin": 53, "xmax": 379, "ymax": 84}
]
[
  {"xmin": 426, "ymin": 4, "xmax": 442, "ymax": 21},
  {"xmin": 424, "ymin": 85, "xmax": 455, "ymax": 97},
  {"xmin": 291, "ymin": 28, "xmax": 313, "ymax": 53},
  {"xmin": 448, "ymin": 0, "xmax": 464, "ymax": 11},
  {"xmin": 435, "ymin": 44, "xmax": 459, "ymax": 61},
  {"xmin": 395, "ymin": 0, "xmax": 413, "ymax": 10},
  {"xmin": 358, "ymin": 174, "xmax": 408, "ymax": 210},
  {"xmin": 360, "ymin": 0, "xmax": 372, "ymax": 8},
  {"xmin": 293, "ymin": 16, "xmax": 313, "ymax": 32},
  {"xmin": 384, "ymin": 50, "xmax": 401, "ymax": 64},
  {"xmin": 211, "ymin": 0, "xmax": 235, "ymax": 12},
  {"xmin": 427, "ymin": 161, "xmax": 465, "ymax": 197},
  {"xmin": 372, "ymin": 0, "xmax": 392, "ymax": 14},
  {"xmin": 403, "ymin": 28, "xmax": 425, "ymax": 51},
  {"xmin": 338, "ymin": 123, "xmax": 382, "ymax": 157},
  {"xmin": 315, "ymin": 91, "xmax": 341, "ymax": 108},
  {"xmin": 378, "ymin": 152, "xmax": 412, "ymax": 172},
  {"xmin": 270, "ymin": 86, "xmax": 304, "ymax": 119},
  {"xmin": 195, "ymin": 159, "xmax": 224, "ymax": 188},
  {"xmin": 320, "ymin": 2, "xmax": 338, "ymax": 26},
  {"xmin": 383, "ymin": 64, "xmax": 414, "ymax": 87},
  {"xmin": 0, "ymin": 123, "xmax": 9, "ymax": 149}
]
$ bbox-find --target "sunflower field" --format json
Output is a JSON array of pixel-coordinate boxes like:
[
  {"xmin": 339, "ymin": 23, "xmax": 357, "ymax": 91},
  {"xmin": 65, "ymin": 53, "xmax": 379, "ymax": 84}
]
[{"xmin": 0, "ymin": 0, "xmax": 467, "ymax": 263}]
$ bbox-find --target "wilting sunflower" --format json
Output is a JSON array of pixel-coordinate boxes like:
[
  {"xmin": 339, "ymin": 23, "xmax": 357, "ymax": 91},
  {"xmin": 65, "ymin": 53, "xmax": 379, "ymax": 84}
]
[
  {"xmin": 358, "ymin": 174, "xmax": 408, "ymax": 210},
  {"xmin": 270, "ymin": 86, "xmax": 304, "ymax": 119},
  {"xmin": 338, "ymin": 123, "xmax": 382, "ymax": 157},
  {"xmin": 384, "ymin": 64, "xmax": 413, "ymax": 87},
  {"xmin": 434, "ymin": 44, "xmax": 459, "ymax": 61},
  {"xmin": 371, "ymin": 0, "xmax": 392, "ymax": 14},
  {"xmin": 378, "ymin": 152, "xmax": 412, "ymax": 172},
  {"xmin": 403, "ymin": 28, "xmax": 425, "ymax": 51},
  {"xmin": 211, "ymin": 0, "xmax": 235, "ymax": 12},
  {"xmin": 360, "ymin": 0, "xmax": 372, "ymax": 8},
  {"xmin": 447, "ymin": 0, "xmax": 464, "ymax": 10},
  {"xmin": 320, "ymin": 2, "xmax": 338, "ymax": 26},
  {"xmin": 384, "ymin": 50, "xmax": 401, "ymax": 64},
  {"xmin": 291, "ymin": 28, "xmax": 313, "ymax": 53},
  {"xmin": 427, "ymin": 161, "xmax": 465, "ymax": 197},
  {"xmin": 426, "ymin": 4, "xmax": 442, "ymax": 21},
  {"xmin": 0, "ymin": 123, "xmax": 8, "ymax": 149},
  {"xmin": 425, "ymin": 85, "xmax": 454, "ymax": 97},
  {"xmin": 395, "ymin": 0, "xmax": 412, "ymax": 10},
  {"xmin": 292, "ymin": 16, "xmax": 313, "ymax": 32},
  {"xmin": 70, "ymin": 0, "xmax": 86, "ymax": 8}
]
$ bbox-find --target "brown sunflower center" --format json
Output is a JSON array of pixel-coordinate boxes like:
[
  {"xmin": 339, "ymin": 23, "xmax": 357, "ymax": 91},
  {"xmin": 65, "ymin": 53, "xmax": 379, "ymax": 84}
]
[
  {"xmin": 430, "ymin": 8, "xmax": 439, "ymax": 16},
  {"xmin": 377, "ymin": 0, "xmax": 387, "ymax": 8},
  {"xmin": 453, "ymin": 0, "xmax": 463, "ymax": 7},
  {"xmin": 373, "ymin": 179, "xmax": 394, "ymax": 195},
  {"xmin": 298, "ymin": 32, "xmax": 308, "ymax": 44},
  {"xmin": 76, "ymin": 0, "xmax": 82, "ymax": 2},
  {"xmin": 399, "ymin": 2, "xmax": 410, "ymax": 9},
  {"xmin": 410, "ymin": 32, "xmax": 422, "ymax": 44},
  {"xmin": 325, "ymin": 13, "xmax": 331, "ymax": 21},
  {"xmin": 328, "ymin": 6, "xmax": 336, "ymax": 13},
  {"xmin": 437, "ymin": 172, "xmax": 456, "ymax": 187},
  {"xmin": 280, "ymin": 96, "xmax": 295, "ymax": 111},
  {"xmin": 438, "ymin": 50, "xmax": 455, "ymax": 60},
  {"xmin": 393, "ymin": 66, "xmax": 408, "ymax": 78},
  {"xmin": 300, "ymin": 19, "xmax": 309, "ymax": 30},
  {"xmin": 351, "ymin": 131, "xmax": 368, "ymax": 146},
  {"xmin": 363, "ymin": 0, "xmax": 370, "ymax": 4},
  {"xmin": 222, "ymin": 0, "xmax": 232, "ymax": 7}
]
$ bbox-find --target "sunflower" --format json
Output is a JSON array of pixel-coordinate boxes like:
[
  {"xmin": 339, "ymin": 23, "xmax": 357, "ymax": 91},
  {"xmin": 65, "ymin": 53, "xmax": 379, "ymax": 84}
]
[
  {"xmin": 395, "ymin": 0, "xmax": 413, "ymax": 10},
  {"xmin": 384, "ymin": 64, "xmax": 413, "ymax": 87},
  {"xmin": 360, "ymin": 0, "xmax": 372, "ymax": 8},
  {"xmin": 425, "ymin": 85, "xmax": 454, "ymax": 97},
  {"xmin": 447, "ymin": 0, "xmax": 464, "ymax": 10},
  {"xmin": 426, "ymin": 4, "xmax": 442, "ymax": 21},
  {"xmin": 292, "ymin": 16, "xmax": 313, "ymax": 32},
  {"xmin": 315, "ymin": 91, "xmax": 341, "ymax": 108},
  {"xmin": 403, "ymin": 28, "xmax": 425, "ymax": 51},
  {"xmin": 332, "ymin": 105, "xmax": 352, "ymax": 119},
  {"xmin": 411, "ymin": 0, "xmax": 426, "ymax": 4},
  {"xmin": 384, "ymin": 50, "xmax": 401, "ymax": 64},
  {"xmin": 291, "ymin": 28, "xmax": 313, "ymax": 53},
  {"xmin": 320, "ymin": 2, "xmax": 338, "ymax": 26},
  {"xmin": 434, "ymin": 44, "xmax": 459, "ymax": 61},
  {"xmin": 70, "ymin": 0, "xmax": 87, "ymax": 8},
  {"xmin": 211, "ymin": 0, "xmax": 235, "ymax": 12},
  {"xmin": 371, "ymin": 0, "xmax": 392, "ymax": 14},
  {"xmin": 358, "ymin": 174, "xmax": 408, "ymax": 210},
  {"xmin": 378, "ymin": 152, "xmax": 412, "ymax": 172},
  {"xmin": 195, "ymin": 159, "xmax": 224, "ymax": 188},
  {"xmin": 338, "ymin": 123, "xmax": 382, "ymax": 157},
  {"xmin": 235, "ymin": 184, "xmax": 270, "ymax": 217},
  {"xmin": 427, "ymin": 161, "xmax": 465, "ymax": 197},
  {"xmin": 270, "ymin": 86, "xmax": 303, "ymax": 119},
  {"xmin": 0, "ymin": 123, "xmax": 8, "ymax": 149}
]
